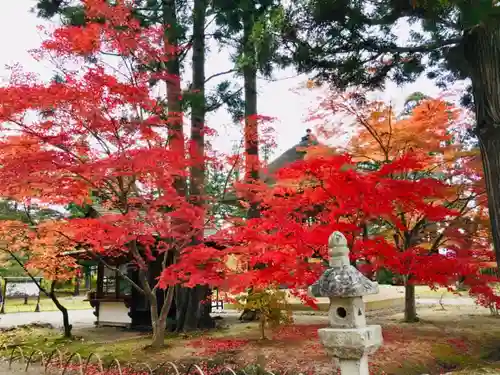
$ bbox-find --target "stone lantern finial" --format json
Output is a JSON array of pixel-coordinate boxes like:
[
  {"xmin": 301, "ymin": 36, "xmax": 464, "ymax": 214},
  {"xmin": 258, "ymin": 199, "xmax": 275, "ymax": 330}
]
[{"xmin": 328, "ymin": 231, "xmax": 350, "ymax": 267}]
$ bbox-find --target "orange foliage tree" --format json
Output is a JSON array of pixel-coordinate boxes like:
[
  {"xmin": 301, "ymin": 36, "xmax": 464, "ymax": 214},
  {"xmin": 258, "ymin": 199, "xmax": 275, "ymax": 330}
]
[
  {"xmin": 0, "ymin": 0, "xmax": 213, "ymax": 346},
  {"xmin": 310, "ymin": 90, "xmax": 493, "ymax": 321},
  {"xmin": 0, "ymin": 220, "xmax": 78, "ymax": 337}
]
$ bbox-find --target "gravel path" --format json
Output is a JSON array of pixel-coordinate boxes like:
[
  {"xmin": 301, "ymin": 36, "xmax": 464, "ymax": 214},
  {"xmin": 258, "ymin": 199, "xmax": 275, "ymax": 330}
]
[
  {"xmin": 0, "ymin": 296, "xmax": 479, "ymax": 331},
  {"xmin": 0, "ymin": 309, "xmax": 94, "ymax": 330},
  {"xmin": 417, "ymin": 297, "xmax": 476, "ymax": 306}
]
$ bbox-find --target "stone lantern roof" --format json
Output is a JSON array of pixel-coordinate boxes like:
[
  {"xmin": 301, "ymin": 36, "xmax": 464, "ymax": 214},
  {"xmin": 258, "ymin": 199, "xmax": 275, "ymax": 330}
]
[{"xmin": 309, "ymin": 231, "xmax": 379, "ymax": 298}]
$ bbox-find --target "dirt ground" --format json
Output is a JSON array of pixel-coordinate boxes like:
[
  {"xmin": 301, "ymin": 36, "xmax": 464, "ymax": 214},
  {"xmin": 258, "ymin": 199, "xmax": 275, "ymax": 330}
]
[{"xmin": 1, "ymin": 305, "xmax": 500, "ymax": 375}]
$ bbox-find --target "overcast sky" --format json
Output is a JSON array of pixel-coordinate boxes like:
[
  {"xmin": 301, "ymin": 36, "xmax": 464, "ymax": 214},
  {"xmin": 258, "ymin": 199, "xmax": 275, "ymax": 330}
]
[{"xmin": 2, "ymin": 0, "xmax": 453, "ymax": 160}]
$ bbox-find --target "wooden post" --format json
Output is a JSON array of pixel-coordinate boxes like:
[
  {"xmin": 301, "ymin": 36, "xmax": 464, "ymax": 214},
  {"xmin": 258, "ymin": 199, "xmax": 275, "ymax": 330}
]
[
  {"xmin": 95, "ymin": 263, "xmax": 104, "ymax": 326},
  {"xmin": 115, "ymin": 269, "xmax": 120, "ymax": 300},
  {"xmin": 0, "ymin": 278, "xmax": 6, "ymax": 314},
  {"xmin": 74, "ymin": 275, "xmax": 80, "ymax": 296},
  {"xmin": 84, "ymin": 266, "xmax": 91, "ymax": 289},
  {"xmin": 96, "ymin": 263, "xmax": 104, "ymax": 299}
]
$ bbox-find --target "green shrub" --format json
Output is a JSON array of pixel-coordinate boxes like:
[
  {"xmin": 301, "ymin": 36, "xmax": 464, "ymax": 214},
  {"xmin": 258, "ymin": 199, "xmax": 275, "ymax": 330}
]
[{"xmin": 235, "ymin": 288, "xmax": 292, "ymax": 340}]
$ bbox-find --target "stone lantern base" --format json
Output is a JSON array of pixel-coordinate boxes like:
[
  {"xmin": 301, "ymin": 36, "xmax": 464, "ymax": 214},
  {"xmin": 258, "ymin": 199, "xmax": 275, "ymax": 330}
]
[{"xmin": 318, "ymin": 325, "xmax": 383, "ymax": 375}]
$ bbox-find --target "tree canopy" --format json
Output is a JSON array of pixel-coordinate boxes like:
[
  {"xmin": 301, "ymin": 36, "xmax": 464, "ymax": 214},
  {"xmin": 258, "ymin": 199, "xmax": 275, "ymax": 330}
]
[{"xmin": 286, "ymin": 0, "xmax": 499, "ymax": 105}]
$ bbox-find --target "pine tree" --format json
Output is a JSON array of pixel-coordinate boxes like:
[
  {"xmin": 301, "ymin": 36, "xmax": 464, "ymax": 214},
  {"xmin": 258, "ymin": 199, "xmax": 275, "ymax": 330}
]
[
  {"xmin": 211, "ymin": 0, "xmax": 290, "ymax": 218},
  {"xmin": 284, "ymin": 0, "xmax": 500, "ymax": 269}
]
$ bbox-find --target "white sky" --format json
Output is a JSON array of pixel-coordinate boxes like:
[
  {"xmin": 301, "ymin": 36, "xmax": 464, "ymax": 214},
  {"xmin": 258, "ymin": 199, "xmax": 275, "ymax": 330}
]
[{"xmin": 1, "ymin": 0, "xmax": 455, "ymax": 160}]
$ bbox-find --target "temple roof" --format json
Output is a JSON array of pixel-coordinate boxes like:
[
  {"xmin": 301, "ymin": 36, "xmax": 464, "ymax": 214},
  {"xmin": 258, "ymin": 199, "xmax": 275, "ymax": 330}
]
[
  {"xmin": 263, "ymin": 139, "xmax": 311, "ymax": 183},
  {"xmin": 221, "ymin": 138, "xmax": 332, "ymax": 204}
]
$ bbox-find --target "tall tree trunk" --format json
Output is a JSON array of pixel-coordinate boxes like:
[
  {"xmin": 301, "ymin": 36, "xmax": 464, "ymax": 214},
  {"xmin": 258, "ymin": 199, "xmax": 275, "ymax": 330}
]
[
  {"xmin": 178, "ymin": 0, "xmax": 214, "ymax": 333},
  {"xmin": 162, "ymin": 0, "xmax": 213, "ymax": 333},
  {"xmin": 238, "ymin": 9, "xmax": 261, "ymax": 323},
  {"xmin": 242, "ymin": 9, "xmax": 259, "ymax": 219},
  {"xmin": 463, "ymin": 25, "xmax": 500, "ymax": 271},
  {"xmin": 162, "ymin": 0, "xmax": 186, "ymax": 332},
  {"xmin": 189, "ymin": 0, "xmax": 206, "ymax": 211},
  {"xmin": 162, "ymin": 0, "xmax": 185, "ymax": 191}
]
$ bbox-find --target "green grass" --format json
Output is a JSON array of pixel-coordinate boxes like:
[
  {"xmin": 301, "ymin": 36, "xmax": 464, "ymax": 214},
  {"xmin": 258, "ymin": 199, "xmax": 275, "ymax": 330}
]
[
  {"xmin": 1, "ymin": 296, "xmax": 90, "ymax": 313},
  {"xmin": 0, "ymin": 327, "xmax": 149, "ymax": 365},
  {"xmin": 0, "ymin": 324, "xmax": 201, "ymax": 367}
]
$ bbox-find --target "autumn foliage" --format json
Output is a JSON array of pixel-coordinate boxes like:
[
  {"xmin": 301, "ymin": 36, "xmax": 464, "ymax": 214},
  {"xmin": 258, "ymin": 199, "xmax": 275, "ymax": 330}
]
[
  {"xmin": 0, "ymin": 0, "xmax": 208, "ymax": 343},
  {"xmin": 162, "ymin": 90, "xmax": 499, "ymax": 316},
  {"xmin": 312, "ymin": 91, "xmax": 494, "ymax": 295},
  {"xmin": 0, "ymin": 0, "xmax": 497, "ymax": 343},
  {"xmin": 0, "ymin": 0, "xmax": 200, "ymax": 271}
]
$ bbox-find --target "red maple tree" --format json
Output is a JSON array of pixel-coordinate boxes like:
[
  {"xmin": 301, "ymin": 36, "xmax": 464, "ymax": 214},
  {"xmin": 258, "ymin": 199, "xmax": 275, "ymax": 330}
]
[
  {"xmin": 162, "ymin": 148, "xmax": 499, "ymax": 321},
  {"xmin": 0, "ymin": 0, "xmax": 206, "ymax": 346},
  {"xmin": 307, "ymin": 89, "xmax": 496, "ymax": 319}
]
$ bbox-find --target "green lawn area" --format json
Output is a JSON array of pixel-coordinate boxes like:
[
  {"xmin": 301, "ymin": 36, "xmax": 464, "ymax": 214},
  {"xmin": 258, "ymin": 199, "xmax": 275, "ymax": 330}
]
[{"xmin": 1, "ymin": 296, "xmax": 90, "ymax": 313}]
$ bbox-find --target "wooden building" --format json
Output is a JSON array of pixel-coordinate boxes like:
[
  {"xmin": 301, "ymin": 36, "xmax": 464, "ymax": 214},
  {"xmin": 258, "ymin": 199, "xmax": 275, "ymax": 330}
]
[{"xmin": 67, "ymin": 228, "xmax": 218, "ymax": 329}]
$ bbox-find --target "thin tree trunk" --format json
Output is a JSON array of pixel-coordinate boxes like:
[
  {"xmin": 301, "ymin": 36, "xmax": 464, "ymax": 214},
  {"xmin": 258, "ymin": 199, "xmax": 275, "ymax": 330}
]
[
  {"xmin": 463, "ymin": 25, "xmax": 500, "ymax": 271},
  {"xmin": 49, "ymin": 281, "xmax": 72, "ymax": 338},
  {"xmin": 404, "ymin": 283, "xmax": 418, "ymax": 322},
  {"xmin": 259, "ymin": 313, "xmax": 266, "ymax": 340},
  {"xmin": 138, "ymin": 267, "xmax": 165, "ymax": 348},
  {"xmin": 150, "ymin": 297, "xmax": 165, "ymax": 348},
  {"xmin": 7, "ymin": 252, "xmax": 72, "ymax": 338}
]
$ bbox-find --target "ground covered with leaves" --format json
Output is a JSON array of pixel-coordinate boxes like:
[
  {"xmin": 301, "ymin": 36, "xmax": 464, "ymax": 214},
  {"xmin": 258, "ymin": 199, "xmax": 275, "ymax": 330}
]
[{"xmin": 1, "ymin": 306, "xmax": 499, "ymax": 375}]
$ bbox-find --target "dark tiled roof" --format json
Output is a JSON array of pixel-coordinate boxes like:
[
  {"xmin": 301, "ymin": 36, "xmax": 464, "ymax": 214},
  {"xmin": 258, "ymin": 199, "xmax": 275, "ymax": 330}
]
[
  {"xmin": 221, "ymin": 140, "xmax": 319, "ymax": 204},
  {"xmin": 263, "ymin": 141, "xmax": 310, "ymax": 183}
]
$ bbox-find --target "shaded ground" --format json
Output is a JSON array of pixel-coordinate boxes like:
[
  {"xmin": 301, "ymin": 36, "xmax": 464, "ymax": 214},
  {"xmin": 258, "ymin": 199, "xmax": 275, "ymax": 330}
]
[{"xmin": 1, "ymin": 304, "xmax": 499, "ymax": 375}]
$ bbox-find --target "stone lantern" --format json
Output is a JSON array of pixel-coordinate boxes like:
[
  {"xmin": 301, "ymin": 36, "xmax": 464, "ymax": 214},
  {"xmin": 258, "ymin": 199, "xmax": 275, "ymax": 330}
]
[{"xmin": 309, "ymin": 231, "xmax": 383, "ymax": 375}]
